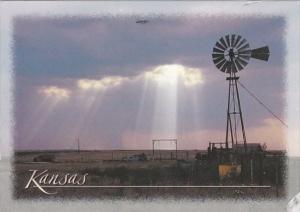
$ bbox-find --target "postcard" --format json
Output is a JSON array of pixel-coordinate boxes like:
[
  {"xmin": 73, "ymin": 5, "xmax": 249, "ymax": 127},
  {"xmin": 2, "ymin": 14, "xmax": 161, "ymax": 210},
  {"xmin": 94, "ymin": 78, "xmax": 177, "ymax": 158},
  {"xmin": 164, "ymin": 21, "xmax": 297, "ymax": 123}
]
[{"xmin": 0, "ymin": 1, "xmax": 300, "ymax": 212}]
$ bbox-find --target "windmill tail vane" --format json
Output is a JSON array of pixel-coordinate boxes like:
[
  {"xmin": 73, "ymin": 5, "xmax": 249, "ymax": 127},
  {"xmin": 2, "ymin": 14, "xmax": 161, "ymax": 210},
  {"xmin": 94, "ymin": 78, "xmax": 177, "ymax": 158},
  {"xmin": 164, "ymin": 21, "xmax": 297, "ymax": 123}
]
[{"xmin": 250, "ymin": 46, "xmax": 270, "ymax": 61}]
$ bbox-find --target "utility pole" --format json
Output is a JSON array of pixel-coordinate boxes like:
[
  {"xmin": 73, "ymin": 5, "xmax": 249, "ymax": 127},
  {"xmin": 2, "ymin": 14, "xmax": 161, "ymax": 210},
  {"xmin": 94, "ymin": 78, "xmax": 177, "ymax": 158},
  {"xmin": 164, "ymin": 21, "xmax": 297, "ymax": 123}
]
[{"xmin": 77, "ymin": 137, "xmax": 80, "ymax": 153}]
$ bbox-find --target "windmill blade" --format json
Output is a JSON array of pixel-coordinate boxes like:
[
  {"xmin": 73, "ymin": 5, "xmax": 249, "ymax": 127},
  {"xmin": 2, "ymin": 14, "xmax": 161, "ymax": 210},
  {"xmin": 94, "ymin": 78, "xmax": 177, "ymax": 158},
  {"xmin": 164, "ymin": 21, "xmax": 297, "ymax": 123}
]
[
  {"xmin": 215, "ymin": 41, "xmax": 226, "ymax": 50},
  {"xmin": 236, "ymin": 38, "xmax": 247, "ymax": 49},
  {"xmin": 212, "ymin": 53, "xmax": 224, "ymax": 59},
  {"xmin": 236, "ymin": 57, "xmax": 249, "ymax": 67},
  {"xmin": 213, "ymin": 55, "xmax": 225, "ymax": 64},
  {"xmin": 220, "ymin": 37, "xmax": 228, "ymax": 48},
  {"xmin": 239, "ymin": 54, "xmax": 251, "ymax": 61},
  {"xmin": 225, "ymin": 35, "xmax": 231, "ymax": 47},
  {"xmin": 250, "ymin": 46, "xmax": 270, "ymax": 61},
  {"xmin": 216, "ymin": 58, "xmax": 227, "ymax": 69},
  {"xmin": 238, "ymin": 43, "xmax": 250, "ymax": 52},
  {"xmin": 231, "ymin": 61, "xmax": 238, "ymax": 73},
  {"xmin": 231, "ymin": 34, "xmax": 236, "ymax": 48},
  {"xmin": 233, "ymin": 35, "xmax": 242, "ymax": 48},
  {"xmin": 213, "ymin": 47, "xmax": 224, "ymax": 54},
  {"xmin": 238, "ymin": 49, "xmax": 251, "ymax": 60},
  {"xmin": 220, "ymin": 61, "xmax": 231, "ymax": 72},
  {"xmin": 225, "ymin": 61, "xmax": 232, "ymax": 73},
  {"xmin": 233, "ymin": 58, "xmax": 244, "ymax": 70}
]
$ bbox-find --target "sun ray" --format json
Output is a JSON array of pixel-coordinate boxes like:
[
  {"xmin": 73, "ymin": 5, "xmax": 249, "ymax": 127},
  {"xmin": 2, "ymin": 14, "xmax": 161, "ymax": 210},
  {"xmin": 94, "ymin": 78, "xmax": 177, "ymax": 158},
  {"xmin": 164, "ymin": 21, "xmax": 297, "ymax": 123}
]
[
  {"xmin": 23, "ymin": 95, "xmax": 63, "ymax": 146},
  {"xmin": 151, "ymin": 66, "xmax": 179, "ymax": 150},
  {"xmin": 131, "ymin": 76, "xmax": 153, "ymax": 149}
]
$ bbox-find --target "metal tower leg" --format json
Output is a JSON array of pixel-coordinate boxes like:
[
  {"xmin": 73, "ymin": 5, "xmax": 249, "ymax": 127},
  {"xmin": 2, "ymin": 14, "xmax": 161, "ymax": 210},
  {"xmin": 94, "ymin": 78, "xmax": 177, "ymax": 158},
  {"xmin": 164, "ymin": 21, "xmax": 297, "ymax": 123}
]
[
  {"xmin": 233, "ymin": 74, "xmax": 247, "ymax": 153},
  {"xmin": 225, "ymin": 73, "xmax": 247, "ymax": 153},
  {"xmin": 225, "ymin": 74, "xmax": 231, "ymax": 149}
]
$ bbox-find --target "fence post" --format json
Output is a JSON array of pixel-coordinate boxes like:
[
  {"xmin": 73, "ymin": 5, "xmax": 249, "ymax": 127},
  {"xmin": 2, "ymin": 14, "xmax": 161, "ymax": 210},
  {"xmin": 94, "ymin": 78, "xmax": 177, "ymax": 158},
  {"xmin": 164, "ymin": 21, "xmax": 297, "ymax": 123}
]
[
  {"xmin": 152, "ymin": 140, "xmax": 155, "ymax": 160},
  {"xmin": 250, "ymin": 158, "xmax": 253, "ymax": 184},
  {"xmin": 276, "ymin": 158, "xmax": 279, "ymax": 197}
]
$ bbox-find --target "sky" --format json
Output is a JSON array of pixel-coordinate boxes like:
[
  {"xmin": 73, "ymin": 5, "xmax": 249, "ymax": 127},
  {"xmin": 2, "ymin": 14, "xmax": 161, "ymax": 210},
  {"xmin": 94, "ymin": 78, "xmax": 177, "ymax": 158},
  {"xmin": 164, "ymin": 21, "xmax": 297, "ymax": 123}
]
[{"xmin": 13, "ymin": 15, "xmax": 286, "ymax": 151}]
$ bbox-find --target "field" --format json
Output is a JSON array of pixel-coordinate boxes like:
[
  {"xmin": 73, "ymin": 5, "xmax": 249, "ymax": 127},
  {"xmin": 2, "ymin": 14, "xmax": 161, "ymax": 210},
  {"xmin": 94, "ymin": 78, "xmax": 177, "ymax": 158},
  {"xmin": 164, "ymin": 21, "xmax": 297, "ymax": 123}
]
[{"xmin": 14, "ymin": 150, "xmax": 286, "ymax": 199}]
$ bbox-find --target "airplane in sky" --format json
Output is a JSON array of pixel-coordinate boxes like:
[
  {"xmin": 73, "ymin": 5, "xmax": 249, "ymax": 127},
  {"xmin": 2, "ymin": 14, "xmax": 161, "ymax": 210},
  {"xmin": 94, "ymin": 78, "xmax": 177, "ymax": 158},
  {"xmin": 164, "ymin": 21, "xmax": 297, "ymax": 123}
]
[{"xmin": 136, "ymin": 20, "xmax": 149, "ymax": 24}]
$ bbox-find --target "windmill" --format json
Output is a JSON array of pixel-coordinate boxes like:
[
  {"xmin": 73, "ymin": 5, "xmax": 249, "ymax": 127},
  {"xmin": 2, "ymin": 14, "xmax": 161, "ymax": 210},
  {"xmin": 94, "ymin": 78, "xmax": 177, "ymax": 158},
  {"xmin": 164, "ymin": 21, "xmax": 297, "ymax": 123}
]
[{"xmin": 212, "ymin": 34, "xmax": 270, "ymax": 153}]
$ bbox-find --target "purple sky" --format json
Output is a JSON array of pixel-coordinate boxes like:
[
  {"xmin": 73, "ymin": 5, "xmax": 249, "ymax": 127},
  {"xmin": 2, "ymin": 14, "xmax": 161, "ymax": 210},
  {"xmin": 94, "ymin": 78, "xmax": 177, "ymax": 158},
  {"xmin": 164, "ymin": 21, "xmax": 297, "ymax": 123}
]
[{"xmin": 14, "ymin": 15, "xmax": 286, "ymax": 150}]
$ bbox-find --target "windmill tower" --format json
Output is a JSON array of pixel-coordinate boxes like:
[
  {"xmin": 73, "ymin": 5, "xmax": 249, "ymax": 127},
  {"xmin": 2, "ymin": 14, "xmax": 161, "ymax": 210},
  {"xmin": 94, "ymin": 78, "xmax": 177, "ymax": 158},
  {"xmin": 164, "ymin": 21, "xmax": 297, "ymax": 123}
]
[{"xmin": 212, "ymin": 34, "xmax": 270, "ymax": 153}]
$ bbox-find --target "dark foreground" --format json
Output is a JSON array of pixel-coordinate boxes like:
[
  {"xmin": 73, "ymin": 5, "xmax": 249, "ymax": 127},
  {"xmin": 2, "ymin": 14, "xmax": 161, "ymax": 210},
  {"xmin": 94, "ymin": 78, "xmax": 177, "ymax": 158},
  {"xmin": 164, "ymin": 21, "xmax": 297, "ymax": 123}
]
[{"xmin": 14, "ymin": 150, "xmax": 286, "ymax": 199}]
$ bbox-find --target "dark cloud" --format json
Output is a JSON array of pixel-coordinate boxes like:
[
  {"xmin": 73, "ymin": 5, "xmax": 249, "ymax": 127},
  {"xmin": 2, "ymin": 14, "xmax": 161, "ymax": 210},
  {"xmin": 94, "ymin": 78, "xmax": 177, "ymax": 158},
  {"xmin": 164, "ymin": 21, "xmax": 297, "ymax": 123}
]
[{"xmin": 14, "ymin": 16, "xmax": 284, "ymax": 78}]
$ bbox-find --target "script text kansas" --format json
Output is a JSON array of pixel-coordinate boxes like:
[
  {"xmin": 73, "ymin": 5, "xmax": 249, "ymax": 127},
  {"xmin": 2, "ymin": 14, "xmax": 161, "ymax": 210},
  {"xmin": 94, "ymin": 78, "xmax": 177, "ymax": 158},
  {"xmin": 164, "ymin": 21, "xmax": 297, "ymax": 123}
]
[{"xmin": 25, "ymin": 169, "xmax": 88, "ymax": 195}]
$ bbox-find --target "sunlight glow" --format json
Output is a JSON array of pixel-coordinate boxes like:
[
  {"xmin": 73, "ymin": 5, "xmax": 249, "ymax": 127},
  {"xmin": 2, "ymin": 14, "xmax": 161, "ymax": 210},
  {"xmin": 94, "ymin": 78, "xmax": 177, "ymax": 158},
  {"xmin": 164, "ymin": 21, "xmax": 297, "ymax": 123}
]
[
  {"xmin": 145, "ymin": 64, "xmax": 204, "ymax": 86},
  {"xmin": 39, "ymin": 86, "xmax": 70, "ymax": 98},
  {"xmin": 133, "ymin": 64, "xmax": 205, "ymax": 149},
  {"xmin": 78, "ymin": 76, "xmax": 127, "ymax": 91}
]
